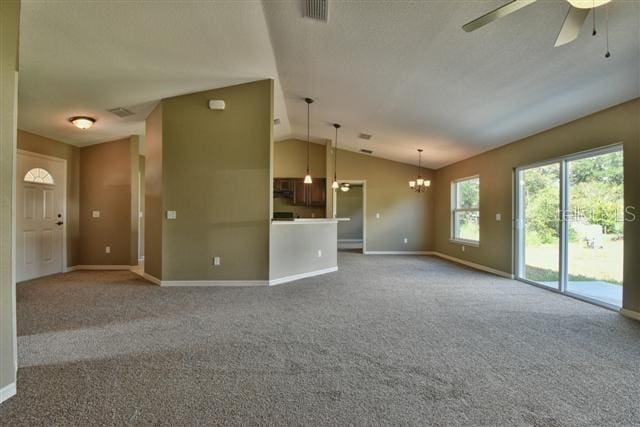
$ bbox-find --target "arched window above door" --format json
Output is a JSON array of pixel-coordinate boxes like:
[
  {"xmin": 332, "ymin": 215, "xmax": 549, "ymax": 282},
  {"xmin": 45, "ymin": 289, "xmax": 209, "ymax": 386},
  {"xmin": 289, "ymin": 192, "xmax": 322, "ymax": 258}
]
[{"xmin": 24, "ymin": 167, "xmax": 54, "ymax": 184}]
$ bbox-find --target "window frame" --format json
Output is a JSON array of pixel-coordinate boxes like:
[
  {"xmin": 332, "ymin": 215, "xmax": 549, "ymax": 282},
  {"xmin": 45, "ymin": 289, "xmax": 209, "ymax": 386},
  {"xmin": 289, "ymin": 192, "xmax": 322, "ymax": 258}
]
[{"xmin": 450, "ymin": 175, "xmax": 480, "ymax": 246}]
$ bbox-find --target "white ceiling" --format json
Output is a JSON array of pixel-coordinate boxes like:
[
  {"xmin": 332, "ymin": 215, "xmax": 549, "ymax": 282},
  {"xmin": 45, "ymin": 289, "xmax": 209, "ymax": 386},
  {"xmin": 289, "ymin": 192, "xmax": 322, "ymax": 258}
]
[
  {"xmin": 18, "ymin": 1, "xmax": 639, "ymax": 168},
  {"xmin": 18, "ymin": 1, "xmax": 291, "ymax": 146}
]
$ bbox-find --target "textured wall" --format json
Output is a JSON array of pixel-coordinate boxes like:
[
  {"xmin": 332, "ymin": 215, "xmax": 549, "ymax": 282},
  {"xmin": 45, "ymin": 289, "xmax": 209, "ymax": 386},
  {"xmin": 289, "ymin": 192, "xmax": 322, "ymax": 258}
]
[
  {"xmin": 434, "ymin": 99, "xmax": 640, "ymax": 312},
  {"xmin": 160, "ymin": 80, "xmax": 273, "ymax": 281},
  {"xmin": 79, "ymin": 138, "xmax": 132, "ymax": 265},
  {"xmin": 17, "ymin": 131, "xmax": 80, "ymax": 267},
  {"xmin": 0, "ymin": 0, "xmax": 20, "ymax": 399},
  {"xmin": 273, "ymin": 138, "xmax": 326, "ymax": 178}
]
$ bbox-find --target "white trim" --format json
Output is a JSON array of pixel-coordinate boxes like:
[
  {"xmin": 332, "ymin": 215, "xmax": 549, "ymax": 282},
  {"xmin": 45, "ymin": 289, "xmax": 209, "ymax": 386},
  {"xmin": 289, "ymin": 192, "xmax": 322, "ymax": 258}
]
[
  {"xmin": 449, "ymin": 239, "xmax": 480, "ymax": 247},
  {"xmin": 0, "ymin": 383, "xmax": 16, "ymax": 404},
  {"xmin": 338, "ymin": 239, "xmax": 363, "ymax": 249},
  {"xmin": 364, "ymin": 251, "xmax": 435, "ymax": 255},
  {"xmin": 332, "ymin": 179, "xmax": 367, "ymax": 253},
  {"xmin": 141, "ymin": 272, "xmax": 161, "ymax": 286},
  {"xmin": 269, "ymin": 266, "xmax": 338, "ymax": 286},
  {"xmin": 65, "ymin": 265, "xmax": 132, "ymax": 271},
  {"xmin": 430, "ymin": 252, "xmax": 514, "ymax": 279},
  {"xmin": 620, "ymin": 308, "xmax": 640, "ymax": 322},
  {"xmin": 161, "ymin": 280, "xmax": 268, "ymax": 287}
]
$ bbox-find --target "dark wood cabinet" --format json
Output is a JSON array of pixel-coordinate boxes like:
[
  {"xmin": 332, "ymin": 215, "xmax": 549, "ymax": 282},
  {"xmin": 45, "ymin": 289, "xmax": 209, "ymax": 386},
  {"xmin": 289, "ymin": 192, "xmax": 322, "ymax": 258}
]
[
  {"xmin": 274, "ymin": 178, "xmax": 293, "ymax": 191},
  {"xmin": 290, "ymin": 178, "xmax": 326, "ymax": 207}
]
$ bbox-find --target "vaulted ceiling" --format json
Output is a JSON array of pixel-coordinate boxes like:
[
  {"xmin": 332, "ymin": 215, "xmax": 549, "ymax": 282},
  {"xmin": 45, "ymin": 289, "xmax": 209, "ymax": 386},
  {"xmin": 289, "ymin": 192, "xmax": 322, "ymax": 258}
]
[{"xmin": 18, "ymin": 1, "xmax": 640, "ymax": 168}]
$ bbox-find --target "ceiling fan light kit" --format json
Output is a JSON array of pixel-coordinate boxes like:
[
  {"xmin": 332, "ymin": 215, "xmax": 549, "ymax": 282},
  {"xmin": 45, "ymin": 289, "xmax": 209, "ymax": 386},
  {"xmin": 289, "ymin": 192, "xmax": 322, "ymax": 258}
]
[{"xmin": 463, "ymin": 0, "xmax": 614, "ymax": 57}]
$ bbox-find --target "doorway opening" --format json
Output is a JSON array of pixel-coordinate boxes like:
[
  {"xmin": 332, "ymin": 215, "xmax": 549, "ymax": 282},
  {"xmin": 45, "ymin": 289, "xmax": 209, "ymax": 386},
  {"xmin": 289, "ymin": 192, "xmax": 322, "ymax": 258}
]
[
  {"xmin": 515, "ymin": 145, "xmax": 624, "ymax": 309},
  {"xmin": 16, "ymin": 151, "xmax": 67, "ymax": 281},
  {"xmin": 333, "ymin": 181, "xmax": 365, "ymax": 253}
]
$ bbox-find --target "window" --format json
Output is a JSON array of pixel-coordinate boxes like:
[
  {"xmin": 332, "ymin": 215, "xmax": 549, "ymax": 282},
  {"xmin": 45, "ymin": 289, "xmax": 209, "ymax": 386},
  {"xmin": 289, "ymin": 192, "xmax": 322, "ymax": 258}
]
[
  {"xmin": 451, "ymin": 176, "xmax": 479, "ymax": 244},
  {"xmin": 24, "ymin": 168, "xmax": 54, "ymax": 185}
]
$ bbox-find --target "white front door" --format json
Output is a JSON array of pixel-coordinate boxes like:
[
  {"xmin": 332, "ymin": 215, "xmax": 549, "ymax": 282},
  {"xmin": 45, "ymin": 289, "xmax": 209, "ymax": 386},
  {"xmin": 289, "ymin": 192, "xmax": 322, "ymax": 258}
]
[{"xmin": 16, "ymin": 152, "xmax": 66, "ymax": 281}]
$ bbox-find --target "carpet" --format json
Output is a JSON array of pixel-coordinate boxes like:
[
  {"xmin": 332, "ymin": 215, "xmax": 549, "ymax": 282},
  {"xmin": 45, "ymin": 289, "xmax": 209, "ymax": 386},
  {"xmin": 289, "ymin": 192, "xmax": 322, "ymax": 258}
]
[{"xmin": 1, "ymin": 252, "xmax": 639, "ymax": 425}]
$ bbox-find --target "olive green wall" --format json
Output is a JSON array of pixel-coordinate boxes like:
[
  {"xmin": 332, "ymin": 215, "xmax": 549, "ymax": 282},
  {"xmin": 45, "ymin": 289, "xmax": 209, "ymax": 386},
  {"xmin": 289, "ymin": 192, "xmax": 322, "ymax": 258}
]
[
  {"xmin": 0, "ymin": 0, "xmax": 20, "ymax": 399},
  {"xmin": 273, "ymin": 138, "xmax": 326, "ymax": 178},
  {"xmin": 17, "ymin": 130, "xmax": 80, "ymax": 267},
  {"xmin": 337, "ymin": 185, "xmax": 364, "ymax": 240},
  {"xmin": 157, "ymin": 79, "xmax": 273, "ymax": 281},
  {"xmin": 129, "ymin": 136, "xmax": 140, "ymax": 266},
  {"xmin": 138, "ymin": 155, "xmax": 145, "ymax": 260},
  {"xmin": 79, "ymin": 138, "xmax": 134, "ymax": 266},
  {"xmin": 434, "ymin": 98, "xmax": 640, "ymax": 312},
  {"xmin": 145, "ymin": 103, "xmax": 163, "ymax": 279},
  {"xmin": 331, "ymin": 148, "xmax": 435, "ymax": 252}
]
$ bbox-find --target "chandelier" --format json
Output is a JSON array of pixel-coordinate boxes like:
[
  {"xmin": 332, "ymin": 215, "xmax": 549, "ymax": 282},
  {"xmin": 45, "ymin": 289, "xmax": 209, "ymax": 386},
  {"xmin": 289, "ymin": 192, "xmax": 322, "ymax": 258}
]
[{"xmin": 409, "ymin": 149, "xmax": 430, "ymax": 192}]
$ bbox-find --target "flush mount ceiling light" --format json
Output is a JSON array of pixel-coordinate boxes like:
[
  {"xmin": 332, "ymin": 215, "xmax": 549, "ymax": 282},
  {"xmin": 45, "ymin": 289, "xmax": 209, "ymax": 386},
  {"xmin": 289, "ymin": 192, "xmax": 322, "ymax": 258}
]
[
  {"xmin": 304, "ymin": 98, "xmax": 314, "ymax": 184},
  {"xmin": 68, "ymin": 116, "xmax": 96, "ymax": 130},
  {"xmin": 409, "ymin": 149, "xmax": 430, "ymax": 193}
]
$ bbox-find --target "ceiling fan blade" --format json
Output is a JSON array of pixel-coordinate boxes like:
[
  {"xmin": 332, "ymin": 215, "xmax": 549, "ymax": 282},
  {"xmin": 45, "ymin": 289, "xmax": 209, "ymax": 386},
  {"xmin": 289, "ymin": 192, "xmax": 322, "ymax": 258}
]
[
  {"xmin": 554, "ymin": 6, "xmax": 590, "ymax": 47},
  {"xmin": 463, "ymin": 0, "xmax": 538, "ymax": 33}
]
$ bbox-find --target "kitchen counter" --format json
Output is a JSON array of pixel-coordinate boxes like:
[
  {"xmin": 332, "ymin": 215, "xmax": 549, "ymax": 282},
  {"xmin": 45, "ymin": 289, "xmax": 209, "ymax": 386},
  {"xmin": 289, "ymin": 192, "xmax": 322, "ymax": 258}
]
[{"xmin": 271, "ymin": 217, "xmax": 349, "ymax": 224}]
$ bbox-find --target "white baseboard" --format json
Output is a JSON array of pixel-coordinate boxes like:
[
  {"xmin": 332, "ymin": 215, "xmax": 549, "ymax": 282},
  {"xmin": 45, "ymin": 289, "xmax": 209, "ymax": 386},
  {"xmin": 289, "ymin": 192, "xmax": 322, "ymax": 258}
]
[
  {"xmin": 430, "ymin": 252, "xmax": 514, "ymax": 279},
  {"xmin": 338, "ymin": 239, "xmax": 363, "ymax": 249},
  {"xmin": 141, "ymin": 272, "xmax": 162, "ymax": 286},
  {"xmin": 620, "ymin": 308, "xmax": 640, "ymax": 322},
  {"xmin": 0, "ymin": 382, "xmax": 16, "ymax": 404},
  {"xmin": 161, "ymin": 280, "xmax": 268, "ymax": 287},
  {"xmin": 65, "ymin": 265, "xmax": 131, "ymax": 272},
  {"xmin": 364, "ymin": 251, "xmax": 435, "ymax": 255},
  {"xmin": 269, "ymin": 266, "xmax": 338, "ymax": 286}
]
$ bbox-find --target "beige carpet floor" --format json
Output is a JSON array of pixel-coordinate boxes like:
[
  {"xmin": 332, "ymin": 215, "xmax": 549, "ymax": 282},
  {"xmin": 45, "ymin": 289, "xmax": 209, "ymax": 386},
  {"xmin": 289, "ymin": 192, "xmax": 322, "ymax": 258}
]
[{"xmin": 1, "ymin": 252, "xmax": 639, "ymax": 425}]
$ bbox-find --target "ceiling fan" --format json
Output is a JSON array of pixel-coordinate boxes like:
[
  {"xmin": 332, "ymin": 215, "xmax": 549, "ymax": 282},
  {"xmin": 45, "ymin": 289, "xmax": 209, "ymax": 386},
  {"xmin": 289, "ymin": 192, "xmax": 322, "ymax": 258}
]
[{"xmin": 463, "ymin": 0, "xmax": 612, "ymax": 48}]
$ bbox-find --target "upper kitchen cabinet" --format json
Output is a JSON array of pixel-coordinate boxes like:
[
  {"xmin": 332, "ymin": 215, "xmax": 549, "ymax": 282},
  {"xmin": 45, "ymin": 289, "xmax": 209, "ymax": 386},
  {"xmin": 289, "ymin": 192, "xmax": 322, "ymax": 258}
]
[{"xmin": 292, "ymin": 178, "xmax": 326, "ymax": 207}]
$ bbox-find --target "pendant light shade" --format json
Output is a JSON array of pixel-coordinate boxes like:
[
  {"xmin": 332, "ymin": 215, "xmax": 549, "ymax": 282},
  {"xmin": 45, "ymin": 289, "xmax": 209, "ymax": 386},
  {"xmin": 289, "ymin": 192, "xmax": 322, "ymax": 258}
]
[
  {"xmin": 409, "ymin": 149, "xmax": 430, "ymax": 193},
  {"xmin": 332, "ymin": 123, "xmax": 341, "ymax": 190},
  {"xmin": 304, "ymin": 98, "xmax": 314, "ymax": 185}
]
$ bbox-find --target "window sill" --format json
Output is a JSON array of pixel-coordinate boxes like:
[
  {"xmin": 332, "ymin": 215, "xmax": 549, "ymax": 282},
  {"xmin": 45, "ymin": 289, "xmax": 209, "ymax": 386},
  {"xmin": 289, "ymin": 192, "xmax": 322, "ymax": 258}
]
[{"xmin": 449, "ymin": 239, "xmax": 480, "ymax": 247}]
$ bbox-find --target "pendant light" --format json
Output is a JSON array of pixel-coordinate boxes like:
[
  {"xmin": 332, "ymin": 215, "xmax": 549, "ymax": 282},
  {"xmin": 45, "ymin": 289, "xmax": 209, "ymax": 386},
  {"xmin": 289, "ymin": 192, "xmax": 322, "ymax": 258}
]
[
  {"xmin": 304, "ymin": 98, "xmax": 313, "ymax": 184},
  {"xmin": 332, "ymin": 123, "xmax": 340, "ymax": 190},
  {"xmin": 409, "ymin": 149, "xmax": 430, "ymax": 193}
]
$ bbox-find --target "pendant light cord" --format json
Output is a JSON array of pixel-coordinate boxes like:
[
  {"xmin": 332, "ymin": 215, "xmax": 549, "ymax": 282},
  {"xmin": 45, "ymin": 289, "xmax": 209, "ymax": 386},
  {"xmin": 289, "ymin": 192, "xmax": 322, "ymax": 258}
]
[
  {"xmin": 605, "ymin": 4, "xmax": 611, "ymax": 58},
  {"xmin": 334, "ymin": 126, "xmax": 338, "ymax": 182},
  {"xmin": 306, "ymin": 101, "xmax": 310, "ymax": 175},
  {"xmin": 592, "ymin": 0, "xmax": 597, "ymax": 36}
]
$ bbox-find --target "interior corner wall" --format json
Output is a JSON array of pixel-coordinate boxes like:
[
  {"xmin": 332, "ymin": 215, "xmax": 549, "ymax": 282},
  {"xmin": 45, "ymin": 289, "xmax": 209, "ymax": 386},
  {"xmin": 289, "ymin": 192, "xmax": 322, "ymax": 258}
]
[
  {"xmin": 145, "ymin": 103, "xmax": 163, "ymax": 280},
  {"xmin": 160, "ymin": 79, "xmax": 273, "ymax": 281},
  {"xmin": 79, "ymin": 138, "xmax": 133, "ymax": 266},
  {"xmin": 138, "ymin": 155, "xmax": 145, "ymax": 260},
  {"xmin": 433, "ymin": 98, "xmax": 640, "ymax": 312},
  {"xmin": 129, "ymin": 136, "xmax": 140, "ymax": 266},
  {"xmin": 17, "ymin": 130, "xmax": 80, "ymax": 267},
  {"xmin": 0, "ymin": 0, "xmax": 20, "ymax": 401}
]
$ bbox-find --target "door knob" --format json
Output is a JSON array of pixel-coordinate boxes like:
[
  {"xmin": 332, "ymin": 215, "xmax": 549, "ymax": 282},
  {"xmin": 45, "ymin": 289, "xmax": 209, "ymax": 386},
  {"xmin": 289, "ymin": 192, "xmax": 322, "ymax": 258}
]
[{"xmin": 56, "ymin": 221, "xmax": 64, "ymax": 226}]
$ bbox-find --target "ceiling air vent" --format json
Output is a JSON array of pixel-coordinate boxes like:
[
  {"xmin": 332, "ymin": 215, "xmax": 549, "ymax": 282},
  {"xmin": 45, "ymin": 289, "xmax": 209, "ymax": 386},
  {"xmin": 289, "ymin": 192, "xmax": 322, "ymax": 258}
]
[
  {"xmin": 107, "ymin": 107, "xmax": 134, "ymax": 118},
  {"xmin": 303, "ymin": 0, "xmax": 328, "ymax": 22},
  {"xmin": 360, "ymin": 149, "xmax": 373, "ymax": 155},
  {"xmin": 358, "ymin": 133, "xmax": 372, "ymax": 140}
]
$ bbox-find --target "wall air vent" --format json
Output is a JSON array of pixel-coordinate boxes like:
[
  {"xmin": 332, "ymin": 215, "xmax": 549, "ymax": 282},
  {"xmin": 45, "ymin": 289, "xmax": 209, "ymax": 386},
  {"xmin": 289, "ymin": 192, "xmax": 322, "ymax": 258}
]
[
  {"xmin": 303, "ymin": 0, "xmax": 328, "ymax": 22},
  {"xmin": 107, "ymin": 107, "xmax": 134, "ymax": 118},
  {"xmin": 358, "ymin": 133, "xmax": 372, "ymax": 140},
  {"xmin": 360, "ymin": 149, "xmax": 373, "ymax": 154}
]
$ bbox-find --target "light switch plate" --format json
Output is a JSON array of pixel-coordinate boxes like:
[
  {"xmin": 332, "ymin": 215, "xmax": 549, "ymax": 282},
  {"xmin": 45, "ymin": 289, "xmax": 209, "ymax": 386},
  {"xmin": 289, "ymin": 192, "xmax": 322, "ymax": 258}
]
[
  {"xmin": 92, "ymin": 210, "xmax": 100, "ymax": 218},
  {"xmin": 376, "ymin": 213, "xmax": 381, "ymax": 219},
  {"xmin": 166, "ymin": 210, "xmax": 177, "ymax": 220},
  {"xmin": 496, "ymin": 213, "xmax": 502, "ymax": 221}
]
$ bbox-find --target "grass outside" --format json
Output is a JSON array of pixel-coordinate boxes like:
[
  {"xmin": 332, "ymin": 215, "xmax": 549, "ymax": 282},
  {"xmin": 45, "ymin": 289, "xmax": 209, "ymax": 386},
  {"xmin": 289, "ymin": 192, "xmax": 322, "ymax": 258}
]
[{"xmin": 524, "ymin": 235, "xmax": 623, "ymax": 285}]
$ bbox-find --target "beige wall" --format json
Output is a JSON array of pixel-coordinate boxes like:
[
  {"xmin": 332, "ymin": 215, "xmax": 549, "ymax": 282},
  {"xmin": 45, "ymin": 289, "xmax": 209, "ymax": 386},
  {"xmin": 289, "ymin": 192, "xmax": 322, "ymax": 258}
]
[
  {"xmin": 337, "ymin": 185, "xmax": 364, "ymax": 240},
  {"xmin": 273, "ymin": 139, "xmax": 326, "ymax": 178},
  {"xmin": 155, "ymin": 79, "xmax": 273, "ymax": 281},
  {"xmin": 333, "ymin": 149, "xmax": 435, "ymax": 252},
  {"xmin": 139, "ymin": 155, "xmax": 145, "ymax": 260},
  {"xmin": 145, "ymin": 103, "xmax": 163, "ymax": 279},
  {"xmin": 79, "ymin": 138, "xmax": 133, "ymax": 266},
  {"xmin": 1, "ymin": 0, "xmax": 20, "ymax": 399},
  {"xmin": 129, "ymin": 136, "xmax": 140, "ymax": 266},
  {"xmin": 17, "ymin": 131, "xmax": 80, "ymax": 267},
  {"xmin": 270, "ymin": 222, "xmax": 338, "ymax": 280},
  {"xmin": 434, "ymin": 99, "xmax": 640, "ymax": 312}
]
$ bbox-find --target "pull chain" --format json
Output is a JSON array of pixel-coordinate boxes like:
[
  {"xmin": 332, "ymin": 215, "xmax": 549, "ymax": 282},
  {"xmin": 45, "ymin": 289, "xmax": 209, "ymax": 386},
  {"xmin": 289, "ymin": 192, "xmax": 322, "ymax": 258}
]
[{"xmin": 605, "ymin": 4, "xmax": 611, "ymax": 58}]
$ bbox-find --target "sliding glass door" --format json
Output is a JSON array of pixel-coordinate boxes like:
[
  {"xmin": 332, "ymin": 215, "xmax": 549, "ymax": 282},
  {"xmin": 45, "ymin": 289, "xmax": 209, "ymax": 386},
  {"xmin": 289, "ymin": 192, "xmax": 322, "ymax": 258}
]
[{"xmin": 516, "ymin": 146, "xmax": 623, "ymax": 308}]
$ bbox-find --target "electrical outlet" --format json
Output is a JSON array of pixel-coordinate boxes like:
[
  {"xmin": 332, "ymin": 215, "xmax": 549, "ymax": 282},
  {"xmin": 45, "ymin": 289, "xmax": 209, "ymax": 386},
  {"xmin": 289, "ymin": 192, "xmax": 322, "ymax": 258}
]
[
  {"xmin": 105, "ymin": 246, "xmax": 111, "ymax": 254},
  {"xmin": 92, "ymin": 210, "xmax": 100, "ymax": 218},
  {"xmin": 403, "ymin": 238, "xmax": 408, "ymax": 244},
  {"xmin": 376, "ymin": 213, "xmax": 381, "ymax": 219},
  {"xmin": 317, "ymin": 250, "xmax": 322, "ymax": 258},
  {"xmin": 462, "ymin": 245, "xmax": 465, "ymax": 252},
  {"xmin": 166, "ymin": 210, "xmax": 177, "ymax": 220},
  {"xmin": 213, "ymin": 256, "xmax": 221, "ymax": 266}
]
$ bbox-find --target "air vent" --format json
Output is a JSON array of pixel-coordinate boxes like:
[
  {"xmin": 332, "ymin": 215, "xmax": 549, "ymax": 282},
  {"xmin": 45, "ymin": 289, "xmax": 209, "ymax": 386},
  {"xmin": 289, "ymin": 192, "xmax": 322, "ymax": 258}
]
[
  {"xmin": 358, "ymin": 133, "xmax": 372, "ymax": 140},
  {"xmin": 273, "ymin": 118, "xmax": 281, "ymax": 125},
  {"xmin": 303, "ymin": 0, "xmax": 328, "ymax": 22},
  {"xmin": 107, "ymin": 107, "xmax": 134, "ymax": 118},
  {"xmin": 360, "ymin": 149, "xmax": 373, "ymax": 154}
]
